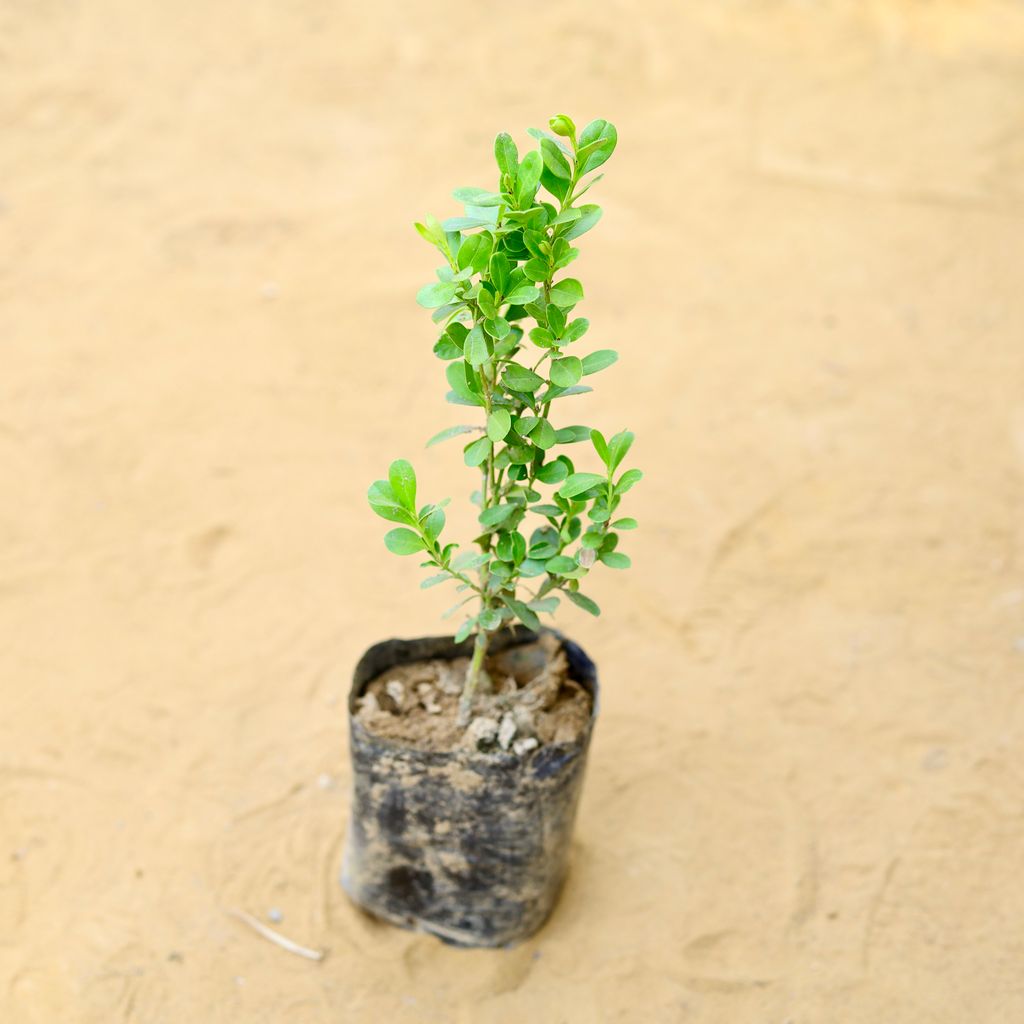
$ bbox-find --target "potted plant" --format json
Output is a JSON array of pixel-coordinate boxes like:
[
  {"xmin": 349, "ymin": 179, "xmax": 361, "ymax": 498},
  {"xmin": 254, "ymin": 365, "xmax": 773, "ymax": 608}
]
[{"xmin": 341, "ymin": 113, "xmax": 641, "ymax": 948}]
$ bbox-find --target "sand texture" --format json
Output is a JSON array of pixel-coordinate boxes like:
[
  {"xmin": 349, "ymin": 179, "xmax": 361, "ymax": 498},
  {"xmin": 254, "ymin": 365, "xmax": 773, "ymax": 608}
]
[{"xmin": 2, "ymin": 1, "xmax": 1024, "ymax": 1021}]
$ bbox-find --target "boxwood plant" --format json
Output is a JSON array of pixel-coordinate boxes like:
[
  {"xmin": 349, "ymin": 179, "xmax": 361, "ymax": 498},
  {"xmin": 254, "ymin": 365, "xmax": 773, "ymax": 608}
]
[{"xmin": 368, "ymin": 114, "xmax": 641, "ymax": 725}]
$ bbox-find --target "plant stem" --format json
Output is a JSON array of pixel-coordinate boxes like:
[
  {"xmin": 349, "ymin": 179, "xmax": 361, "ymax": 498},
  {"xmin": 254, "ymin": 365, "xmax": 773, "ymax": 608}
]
[{"xmin": 458, "ymin": 628, "xmax": 490, "ymax": 726}]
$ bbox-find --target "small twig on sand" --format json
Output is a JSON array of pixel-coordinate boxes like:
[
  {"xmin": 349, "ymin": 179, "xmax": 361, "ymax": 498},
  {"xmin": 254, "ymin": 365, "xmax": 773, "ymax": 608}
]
[{"xmin": 226, "ymin": 908, "xmax": 326, "ymax": 962}]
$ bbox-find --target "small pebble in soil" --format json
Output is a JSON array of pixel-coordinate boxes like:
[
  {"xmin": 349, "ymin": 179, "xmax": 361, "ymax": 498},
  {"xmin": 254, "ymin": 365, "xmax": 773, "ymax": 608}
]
[
  {"xmin": 359, "ymin": 692, "xmax": 381, "ymax": 716},
  {"xmin": 267, "ymin": 907, "xmax": 283, "ymax": 923},
  {"xmin": 384, "ymin": 679, "xmax": 405, "ymax": 706},
  {"xmin": 513, "ymin": 704, "xmax": 536, "ymax": 734},
  {"xmin": 498, "ymin": 713, "xmax": 517, "ymax": 750},
  {"xmin": 436, "ymin": 664, "xmax": 462, "ymax": 696},
  {"xmin": 467, "ymin": 716, "xmax": 499, "ymax": 748},
  {"xmin": 417, "ymin": 683, "xmax": 443, "ymax": 715},
  {"xmin": 513, "ymin": 736, "xmax": 539, "ymax": 757}
]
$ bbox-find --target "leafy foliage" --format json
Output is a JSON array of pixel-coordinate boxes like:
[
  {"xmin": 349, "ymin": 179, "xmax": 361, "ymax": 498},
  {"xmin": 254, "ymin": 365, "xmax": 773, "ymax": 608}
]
[{"xmin": 369, "ymin": 114, "xmax": 641, "ymax": 706}]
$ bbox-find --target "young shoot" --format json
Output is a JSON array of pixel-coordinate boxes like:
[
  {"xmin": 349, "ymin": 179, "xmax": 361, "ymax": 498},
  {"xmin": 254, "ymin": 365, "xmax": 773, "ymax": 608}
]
[{"xmin": 367, "ymin": 113, "xmax": 641, "ymax": 726}]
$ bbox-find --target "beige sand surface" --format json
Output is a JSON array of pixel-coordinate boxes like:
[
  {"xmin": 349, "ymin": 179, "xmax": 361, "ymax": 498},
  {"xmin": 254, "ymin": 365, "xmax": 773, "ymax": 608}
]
[{"xmin": 2, "ymin": 1, "xmax": 1024, "ymax": 1020}]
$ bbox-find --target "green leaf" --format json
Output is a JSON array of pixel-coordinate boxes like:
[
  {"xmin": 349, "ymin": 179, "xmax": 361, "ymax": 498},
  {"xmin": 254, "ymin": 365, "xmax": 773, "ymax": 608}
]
[
  {"xmin": 540, "ymin": 383, "xmax": 592, "ymax": 401},
  {"xmin": 544, "ymin": 555, "xmax": 577, "ymax": 575},
  {"xmin": 368, "ymin": 479, "xmax": 416, "ymax": 524},
  {"xmin": 464, "ymin": 436, "xmax": 491, "ymax": 467},
  {"xmin": 577, "ymin": 119, "xmax": 618, "ymax": 174},
  {"xmin": 563, "ymin": 317, "xmax": 590, "ymax": 343},
  {"xmin": 566, "ymin": 590, "xmax": 601, "ymax": 616},
  {"xmin": 420, "ymin": 573, "xmax": 449, "ymax": 589},
  {"xmin": 547, "ymin": 304, "xmax": 566, "ymax": 336},
  {"xmin": 442, "ymin": 216, "xmax": 493, "ymax": 231},
  {"xmin": 550, "ymin": 208, "xmax": 582, "ymax": 227},
  {"xmin": 519, "ymin": 558, "xmax": 547, "ymax": 577},
  {"xmin": 540, "ymin": 165, "xmax": 571, "ymax": 203},
  {"xmin": 590, "ymin": 429, "xmax": 610, "ymax": 466},
  {"xmin": 483, "ymin": 316, "xmax": 510, "ymax": 339},
  {"xmin": 555, "ymin": 425, "xmax": 592, "ymax": 443},
  {"xmin": 426, "ymin": 424, "xmax": 478, "ymax": 447},
  {"xmin": 490, "ymin": 561, "xmax": 518, "ymax": 579},
  {"xmin": 454, "ymin": 618, "xmax": 476, "ymax": 643},
  {"xmin": 528, "ymin": 327, "xmax": 556, "ymax": 348},
  {"xmin": 388, "ymin": 459, "xmax": 417, "ymax": 510},
  {"xmin": 533, "ymin": 419, "xmax": 557, "ymax": 450},
  {"xmin": 487, "ymin": 407, "xmax": 511, "ymax": 441},
  {"xmin": 536, "ymin": 459, "xmax": 569, "ymax": 484},
  {"xmin": 446, "ymin": 361, "xmax": 484, "ymax": 406},
  {"xmin": 446, "ymin": 391, "xmax": 479, "ymax": 407},
  {"xmin": 414, "ymin": 215, "xmax": 446, "ymax": 248},
  {"xmin": 422, "ymin": 505, "xmax": 446, "ymax": 541},
  {"xmin": 453, "ymin": 186, "xmax": 503, "ymax": 206},
  {"xmin": 582, "ymin": 349, "xmax": 618, "ymax": 375},
  {"xmin": 612, "ymin": 517, "xmax": 638, "ymax": 530},
  {"xmin": 477, "ymin": 286, "xmax": 497, "ymax": 319},
  {"xmin": 494, "ymin": 132, "xmax": 518, "ymax": 178},
  {"xmin": 433, "ymin": 334, "xmax": 462, "ymax": 360},
  {"xmin": 550, "ymin": 356, "xmax": 583, "ymax": 387},
  {"xmin": 478, "ymin": 608, "xmax": 504, "ymax": 631},
  {"xmin": 563, "ymin": 204, "xmax": 603, "ymax": 241},
  {"xmin": 502, "ymin": 596, "xmax": 540, "ymax": 631},
  {"xmin": 523, "ymin": 258, "xmax": 549, "ymax": 282},
  {"xmin": 451, "ymin": 550, "xmax": 489, "ymax": 570},
  {"xmin": 479, "ymin": 503, "xmax": 518, "ymax": 528},
  {"xmin": 505, "ymin": 284, "xmax": 541, "ymax": 305},
  {"xmin": 457, "ymin": 232, "xmax": 492, "ymax": 272},
  {"xmin": 548, "ymin": 278, "xmax": 584, "ymax": 308},
  {"xmin": 607, "ymin": 429, "xmax": 634, "ymax": 472},
  {"xmin": 540, "ymin": 138, "xmax": 572, "ymax": 180},
  {"xmin": 601, "ymin": 551, "xmax": 631, "ymax": 569},
  {"xmin": 416, "ymin": 281, "xmax": 458, "ymax": 308},
  {"xmin": 616, "ymin": 468, "xmax": 643, "ymax": 493},
  {"xmin": 528, "ymin": 596, "xmax": 560, "ymax": 613},
  {"xmin": 496, "ymin": 531, "xmax": 527, "ymax": 563},
  {"xmin": 502, "ymin": 364, "xmax": 544, "ymax": 392},
  {"xmin": 515, "ymin": 416, "xmax": 540, "ymax": 436},
  {"xmin": 530, "ymin": 504, "xmax": 563, "ymax": 517},
  {"xmin": 516, "ymin": 150, "xmax": 542, "ymax": 203},
  {"xmin": 527, "ymin": 126, "xmax": 572, "ymax": 155},
  {"xmin": 489, "ymin": 252, "xmax": 511, "ymax": 294},
  {"xmin": 464, "ymin": 325, "xmax": 490, "ymax": 368},
  {"xmin": 384, "ymin": 528, "xmax": 425, "ymax": 555},
  {"xmin": 506, "ymin": 444, "xmax": 533, "ymax": 464},
  {"xmin": 559, "ymin": 472, "xmax": 606, "ymax": 498}
]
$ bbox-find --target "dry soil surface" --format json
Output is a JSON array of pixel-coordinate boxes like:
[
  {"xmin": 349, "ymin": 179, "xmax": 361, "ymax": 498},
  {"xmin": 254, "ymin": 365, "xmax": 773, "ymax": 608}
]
[{"xmin": 2, "ymin": 1, "xmax": 1024, "ymax": 1021}]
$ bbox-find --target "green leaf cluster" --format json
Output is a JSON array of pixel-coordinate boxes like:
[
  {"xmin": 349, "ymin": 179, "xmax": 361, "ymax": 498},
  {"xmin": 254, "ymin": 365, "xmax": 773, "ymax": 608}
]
[{"xmin": 372, "ymin": 114, "xmax": 640, "ymax": 656}]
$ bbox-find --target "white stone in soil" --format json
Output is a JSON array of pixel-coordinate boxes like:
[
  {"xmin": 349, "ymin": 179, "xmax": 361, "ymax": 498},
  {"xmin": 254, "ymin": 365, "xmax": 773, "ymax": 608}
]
[
  {"xmin": 384, "ymin": 679, "xmax": 405, "ymax": 706},
  {"xmin": 436, "ymin": 663, "xmax": 462, "ymax": 695},
  {"xmin": 467, "ymin": 716, "xmax": 499, "ymax": 744},
  {"xmin": 498, "ymin": 713, "xmax": 517, "ymax": 750},
  {"xmin": 513, "ymin": 736, "xmax": 539, "ymax": 756},
  {"xmin": 512, "ymin": 704, "xmax": 535, "ymax": 733}
]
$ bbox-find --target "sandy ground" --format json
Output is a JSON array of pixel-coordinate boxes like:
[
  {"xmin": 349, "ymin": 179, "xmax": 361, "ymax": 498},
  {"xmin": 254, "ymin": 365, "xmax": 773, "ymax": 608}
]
[{"xmin": 2, "ymin": 1, "xmax": 1024, "ymax": 1020}]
